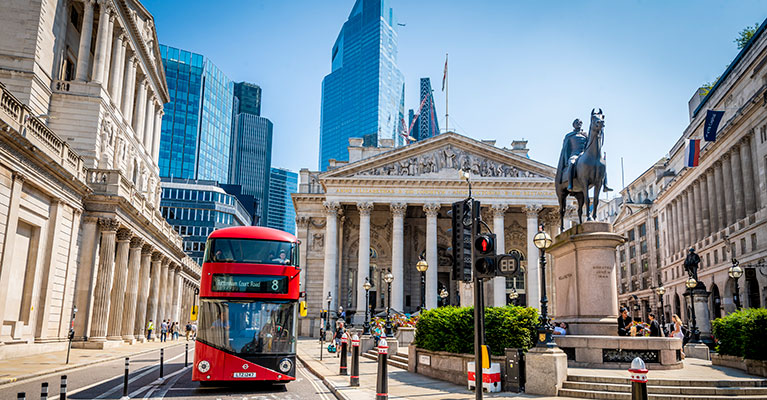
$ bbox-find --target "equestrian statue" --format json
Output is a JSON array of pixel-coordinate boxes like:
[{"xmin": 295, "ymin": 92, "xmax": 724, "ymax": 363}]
[{"xmin": 555, "ymin": 109, "xmax": 612, "ymax": 231}]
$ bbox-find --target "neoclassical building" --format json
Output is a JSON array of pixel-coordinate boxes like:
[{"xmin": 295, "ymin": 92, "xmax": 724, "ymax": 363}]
[
  {"xmin": 293, "ymin": 133, "xmax": 574, "ymax": 336},
  {"xmin": 0, "ymin": 0, "xmax": 199, "ymax": 357}
]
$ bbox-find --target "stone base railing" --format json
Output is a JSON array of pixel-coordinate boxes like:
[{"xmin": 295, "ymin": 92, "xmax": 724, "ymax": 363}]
[
  {"xmin": 711, "ymin": 353, "xmax": 767, "ymax": 377},
  {"xmin": 554, "ymin": 335, "xmax": 683, "ymax": 369},
  {"xmin": 407, "ymin": 345, "xmax": 507, "ymax": 386}
]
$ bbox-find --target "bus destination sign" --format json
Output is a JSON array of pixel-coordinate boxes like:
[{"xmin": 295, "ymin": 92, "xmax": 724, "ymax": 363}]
[{"xmin": 211, "ymin": 274, "xmax": 288, "ymax": 294}]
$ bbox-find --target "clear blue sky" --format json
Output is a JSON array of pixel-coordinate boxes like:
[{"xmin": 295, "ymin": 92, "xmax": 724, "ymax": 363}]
[{"xmin": 144, "ymin": 0, "xmax": 765, "ymax": 194}]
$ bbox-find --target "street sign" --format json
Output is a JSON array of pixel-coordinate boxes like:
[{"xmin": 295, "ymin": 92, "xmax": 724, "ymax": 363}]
[
  {"xmin": 190, "ymin": 305, "xmax": 198, "ymax": 321},
  {"xmin": 496, "ymin": 253, "xmax": 521, "ymax": 276}
]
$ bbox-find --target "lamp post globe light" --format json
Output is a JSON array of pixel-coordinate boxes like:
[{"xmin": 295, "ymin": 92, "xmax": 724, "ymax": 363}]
[
  {"xmin": 439, "ymin": 288, "xmax": 449, "ymax": 305},
  {"xmin": 533, "ymin": 226, "xmax": 555, "ymax": 348},
  {"xmin": 655, "ymin": 285, "xmax": 666, "ymax": 333},
  {"xmin": 728, "ymin": 261, "xmax": 743, "ymax": 310},
  {"xmin": 685, "ymin": 277, "xmax": 701, "ymax": 343},
  {"xmin": 416, "ymin": 258, "xmax": 429, "ymax": 312},
  {"xmin": 384, "ymin": 271, "xmax": 394, "ymax": 336},
  {"xmin": 509, "ymin": 288, "xmax": 519, "ymax": 306},
  {"xmin": 362, "ymin": 278, "xmax": 372, "ymax": 335}
]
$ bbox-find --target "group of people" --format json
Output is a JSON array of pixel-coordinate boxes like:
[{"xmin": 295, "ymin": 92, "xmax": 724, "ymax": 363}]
[
  {"xmin": 145, "ymin": 319, "xmax": 197, "ymax": 341},
  {"xmin": 617, "ymin": 307, "xmax": 689, "ymax": 342}
]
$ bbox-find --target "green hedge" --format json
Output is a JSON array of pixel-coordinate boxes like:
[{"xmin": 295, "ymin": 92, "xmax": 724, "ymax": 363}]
[
  {"xmin": 414, "ymin": 305, "xmax": 538, "ymax": 356},
  {"xmin": 712, "ymin": 308, "xmax": 767, "ymax": 360}
]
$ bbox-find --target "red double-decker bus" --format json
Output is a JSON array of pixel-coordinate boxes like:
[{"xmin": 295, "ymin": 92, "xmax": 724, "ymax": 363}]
[{"xmin": 193, "ymin": 226, "xmax": 300, "ymax": 383}]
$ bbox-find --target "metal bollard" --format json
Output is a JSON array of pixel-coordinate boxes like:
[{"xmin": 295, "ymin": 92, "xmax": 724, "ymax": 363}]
[
  {"xmin": 350, "ymin": 333, "xmax": 360, "ymax": 387},
  {"xmin": 339, "ymin": 332, "xmax": 349, "ymax": 375},
  {"xmin": 160, "ymin": 348, "xmax": 164, "ymax": 378},
  {"xmin": 60, "ymin": 375, "xmax": 68, "ymax": 400},
  {"xmin": 41, "ymin": 382, "xmax": 48, "ymax": 400},
  {"xmin": 123, "ymin": 357, "xmax": 129, "ymax": 398},
  {"xmin": 185, "ymin": 342, "xmax": 189, "ymax": 367},
  {"xmin": 17, "ymin": 392, "xmax": 25, "ymax": 400},
  {"xmin": 628, "ymin": 357, "xmax": 648, "ymax": 400},
  {"xmin": 376, "ymin": 337, "xmax": 388, "ymax": 400}
]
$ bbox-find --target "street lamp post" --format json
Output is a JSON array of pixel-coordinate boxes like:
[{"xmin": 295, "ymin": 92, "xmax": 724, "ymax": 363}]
[
  {"xmin": 655, "ymin": 285, "xmax": 666, "ymax": 334},
  {"xmin": 363, "ymin": 278, "xmax": 372, "ymax": 335},
  {"xmin": 685, "ymin": 277, "xmax": 701, "ymax": 343},
  {"xmin": 728, "ymin": 261, "xmax": 743, "ymax": 310},
  {"xmin": 533, "ymin": 225, "xmax": 554, "ymax": 348},
  {"xmin": 321, "ymin": 292, "xmax": 332, "ymax": 360},
  {"xmin": 416, "ymin": 257, "xmax": 429, "ymax": 312},
  {"xmin": 384, "ymin": 271, "xmax": 394, "ymax": 336}
]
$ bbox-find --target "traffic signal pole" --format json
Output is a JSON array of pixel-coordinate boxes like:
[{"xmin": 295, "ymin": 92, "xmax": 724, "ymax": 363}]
[{"xmin": 470, "ymin": 198, "xmax": 484, "ymax": 400}]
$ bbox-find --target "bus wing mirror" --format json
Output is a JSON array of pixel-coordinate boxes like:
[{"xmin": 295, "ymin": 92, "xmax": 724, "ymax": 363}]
[{"xmin": 299, "ymin": 301, "xmax": 307, "ymax": 317}]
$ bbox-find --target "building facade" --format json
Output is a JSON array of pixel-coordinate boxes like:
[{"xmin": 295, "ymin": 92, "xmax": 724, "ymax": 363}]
[
  {"xmin": 409, "ymin": 77, "xmax": 440, "ymax": 142},
  {"xmin": 230, "ymin": 82, "xmax": 272, "ymax": 225},
  {"xmin": 0, "ymin": 0, "xmax": 199, "ymax": 357},
  {"xmin": 158, "ymin": 44, "xmax": 233, "ymax": 183},
  {"xmin": 161, "ymin": 179, "xmax": 253, "ymax": 264},
  {"xmin": 294, "ymin": 133, "xmax": 569, "ymax": 336},
  {"xmin": 318, "ymin": 0, "xmax": 406, "ymax": 171},
  {"xmin": 267, "ymin": 167, "xmax": 297, "ymax": 234}
]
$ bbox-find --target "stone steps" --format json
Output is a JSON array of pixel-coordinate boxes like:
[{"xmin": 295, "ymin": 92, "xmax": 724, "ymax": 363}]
[
  {"xmin": 566, "ymin": 374, "xmax": 767, "ymax": 387},
  {"xmin": 362, "ymin": 348, "xmax": 408, "ymax": 369},
  {"xmin": 558, "ymin": 388, "xmax": 767, "ymax": 399},
  {"xmin": 560, "ymin": 374, "xmax": 767, "ymax": 399},
  {"xmin": 562, "ymin": 381, "xmax": 767, "ymax": 396}
]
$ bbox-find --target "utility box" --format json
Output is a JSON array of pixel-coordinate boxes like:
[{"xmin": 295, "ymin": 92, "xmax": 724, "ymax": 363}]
[{"xmin": 504, "ymin": 348, "xmax": 525, "ymax": 392}]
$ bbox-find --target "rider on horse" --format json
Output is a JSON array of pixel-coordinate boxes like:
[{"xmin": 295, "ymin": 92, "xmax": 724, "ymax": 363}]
[{"xmin": 557, "ymin": 118, "xmax": 612, "ymax": 193}]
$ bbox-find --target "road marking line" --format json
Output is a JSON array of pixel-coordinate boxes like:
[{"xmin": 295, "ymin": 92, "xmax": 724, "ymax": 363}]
[
  {"xmin": 94, "ymin": 348, "xmax": 192, "ymax": 399},
  {"xmin": 139, "ymin": 364, "xmax": 190, "ymax": 399},
  {"xmin": 299, "ymin": 366, "xmax": 330, "ymax": 400}
]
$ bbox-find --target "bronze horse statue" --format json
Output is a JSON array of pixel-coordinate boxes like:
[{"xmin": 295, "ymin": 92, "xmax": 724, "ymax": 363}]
[{"xmin": 556, "ymin": 109, "xmax": 607, "ymax": 231}]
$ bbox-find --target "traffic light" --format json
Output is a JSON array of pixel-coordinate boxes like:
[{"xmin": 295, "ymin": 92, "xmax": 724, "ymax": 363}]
[
  {"xmin": 474, "ymin": 233, "xmax": 497, "ymax": 278},
  {"xmin": 448, "ymin": 199, "xmax": 475, "ymax": 282}
]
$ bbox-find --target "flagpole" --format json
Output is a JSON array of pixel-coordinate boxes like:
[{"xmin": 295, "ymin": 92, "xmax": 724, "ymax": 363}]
[{"xmin": 445, "ymin": 53, "xmax": 448, "ymax": 132}]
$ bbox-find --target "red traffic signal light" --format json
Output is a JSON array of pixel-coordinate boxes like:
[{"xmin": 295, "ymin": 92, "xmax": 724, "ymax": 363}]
[{"xmin": 475, "ymin": 234, "xmax": 495, "ymax": 255}]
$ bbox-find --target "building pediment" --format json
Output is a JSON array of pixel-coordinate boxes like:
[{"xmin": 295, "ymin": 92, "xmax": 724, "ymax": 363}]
[
  {"xmin": 321, "ymin": 132, "xmax": 555, "ymax": 181},
  {"xmin": 613, "ymin": 202, "xmax": 649, "ymax": 227}
]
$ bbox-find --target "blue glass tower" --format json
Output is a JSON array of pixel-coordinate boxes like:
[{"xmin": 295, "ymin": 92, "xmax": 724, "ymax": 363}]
[
  {"xmin": 410, "ymin": 78, "xmax": 440, "ymax": 141},
  {"xmin": 159, "ymin": 45, "xmax": 233, "ymax": 183},
  {"xmin": 318, "ymin": 0, "xmax": 405, "ymax": 171},
  {"xmin": 266, "ymin": 167, "xmax": 297, "ymax": 234}
]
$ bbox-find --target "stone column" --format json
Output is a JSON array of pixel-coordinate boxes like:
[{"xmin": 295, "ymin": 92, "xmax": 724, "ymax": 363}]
[
  {"xmin": 675, "ymin": 199, "xmax": 684, "ymax": 256},
  {"xmin": 424, "ymin": 203, "xmax": 440, "ymax": 310},
  {"xmin": 740, "ymin": 137, "xmax": 756, "ymax": 215},
  {"xmin": 721, "ymin": 154, "xmax": 735, "ymax": 228},
  {"xmin": 491, "ymin": 204, "xmax": 508, "ymax": 307},
  {"xmin": 101, "ymin": 14, "xmax": 114, "ymax": 87},
  {"xmin": 749, "ymin": 132, "xmax": 763, "ymax": 210},
  {"xmin": 152, "ymin": 111, "xmax": 163, "ymax": 162},
  {"xmin": 680, "ymin": 192, "xmax": 690, "ymax": 248},
  {"xmin": 89, "ymin": 218, "xmax": 120, "ymax": 342},
  {"xmin": 75, "ymin": 0, "xmax": 95, "ymax": 81},
  {"xmin": 525, "ymin": 204, "xmax": 542, "ymax": 310},
  {"xmin": 134, "ymin": 244, "xmax": 152, "ymax": 340},
  {"xmin": 688, "ymin": 188, "xmax": 698, "ymax": 244},
  {"xmin": 355, "ymin": 202, "xmax": 372, "ymax": 322},
  {"xmin": 143, "ymin": 98, "xmax": 155, "ymax": 151},
  {"xmin": 171, "ymin": 267, "xmax": 181, "ymax": 322},
  {"xmin": 706, "ymin": 169, "xmax": 719, "ymax": 234},
  {"xmin": 390, "ymin": 202, "xmax": 407, "ymax": 312},
  {"xmin": 108, "ymin": 33, "xmax": 125, "ymax": 101},
  {"xmin": 322, "ymin": 201, "xmax": 340, "ymax": 313},
  {"xmin": 699, "ymin": 176, "xmax": 710, "ymax": 236},
  {"xmin": 106, "ymin": 229, "xmax": 132, "ymax": 340},
  {"xmin": 145, "ymin": 252, "xmax": 162, "ymax": 339},
  {"xmin": 91, "ymin": 0, "xmax": 111, "ymax": 84},
  {"xmin": 670, "ymin": 201, "xmax": 678, "ymax": 255},
  {"xmin": 133, "ymin": 78, "xmax": 147, "ymax": 140},
  {"xmin": 693, "ymin": 180, "xmax": 703, "ymax": 242},
  {"xmin": 714, "ymin": 161, "xmax": 726, "ymax": 230},
  {"xmin": 121, "ymin": 236, "xmax": 143, "ymax": 341},
  {"xmin": 34, "ymin": 199, "xmax": 64, "ymax": 341},
  {"xmin": 730, "ymin": 146, "xmax": 745, "ymax": 221},
  {"xmin": 157, "ymin": 258, "xmax": 169, "ymax": 323},
  {"xmin": 121, "ymin": 56, "xmax": 137, "ymax": 123},
  {"xmin": 164, "ymin": 264, "xmax": 176, "ymax": 322}
]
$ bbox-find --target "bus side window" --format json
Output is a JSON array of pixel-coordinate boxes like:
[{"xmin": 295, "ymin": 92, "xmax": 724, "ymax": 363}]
[{"xmin": 293, "ymin": 243, "xmax": 300, "ymax": 268}]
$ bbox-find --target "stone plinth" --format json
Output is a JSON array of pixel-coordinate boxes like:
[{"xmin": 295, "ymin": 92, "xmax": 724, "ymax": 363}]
[
  {"xmin": 549, "ymin": 222, "xmax": 625, "ymax": 335},
  {"xmin": 554, "ymin": 335, "xmax": 683, "ymax": 369},
  {"xmin": 396, "ymin": 327, "xmax": 415, "ymax": 348},
  {"xmin": 685, "ymin": 342, "xmax": 711, "ymax": 361},
  {"xmin": 524, "ymin": 347, "xmax": 568, "ymax": 396}
]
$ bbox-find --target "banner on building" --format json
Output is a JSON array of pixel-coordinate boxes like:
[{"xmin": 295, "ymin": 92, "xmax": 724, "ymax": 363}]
[
  {"xmin": 686, "ymin": 139, "xmax": 701, "ymax": 167},
  {"xmin": 704, "ymin": 110, "xmax": 724, "ymax": 141}
]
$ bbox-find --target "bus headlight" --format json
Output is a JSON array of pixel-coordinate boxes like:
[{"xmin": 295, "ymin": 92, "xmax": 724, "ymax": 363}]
[
  {"xmin": 279, "ymin": 358, "xmax": 292, "ymax": 373},
  {"xmin": 197, "ymin": 360, "xmax": 210, "ymax": 373}
]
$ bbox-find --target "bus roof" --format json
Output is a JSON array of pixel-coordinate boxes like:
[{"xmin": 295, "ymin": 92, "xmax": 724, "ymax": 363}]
[{"xmin": 208, "ymin": 226, "xmax": 297, "ymax": 242}]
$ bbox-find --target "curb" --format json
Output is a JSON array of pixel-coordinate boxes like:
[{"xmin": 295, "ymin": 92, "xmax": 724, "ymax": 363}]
[
  {"xmin": 297, "ymin": 353, "xmax": 351, "ymax": 400},
  {"xmin": 0, "ymin": 342, "xmax": 187, "ymax": 387}
]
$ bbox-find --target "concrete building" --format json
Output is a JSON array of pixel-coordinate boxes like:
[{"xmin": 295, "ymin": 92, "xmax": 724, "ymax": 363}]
[{"xmin": 0, "ymin": 0, "xmax": 199, "ymax": 356}]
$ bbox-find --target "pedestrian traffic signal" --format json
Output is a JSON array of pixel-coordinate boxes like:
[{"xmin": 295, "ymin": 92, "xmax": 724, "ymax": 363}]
[
  {"xmin": 474, "ymin": 233, "xmax": 497, "ymax": 279},
  {"xmin": 448, "ymin": 199, "xmax": 476, "ymax": 282}
]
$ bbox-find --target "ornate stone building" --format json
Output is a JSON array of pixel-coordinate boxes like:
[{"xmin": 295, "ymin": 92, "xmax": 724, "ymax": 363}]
[
  {"xmin": 293, "ymin": 133, "xmax": 569, "ymax": 336},
  {"xmin": 0, "ymin": 0, "xmax": 199, "ymax": 357}
]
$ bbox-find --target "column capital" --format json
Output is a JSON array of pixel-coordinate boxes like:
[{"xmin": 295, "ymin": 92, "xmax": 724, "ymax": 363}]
[
  {"xmin": 722, "ymin": 152, "xmax": 730, "ymax": 161},
  {"xmin": 296, "ymin": 215, "xmax": 311, "ymax": 228},
  {"xmin": 151, "ymin": 251, "xmax": 163, "ymax": 261},
  {"xmin": 130, "ymin": 236, "xmax": 144, "ymax": 248},
  {"xmin": 390, "ymin": 202, "xmax": 407, "ymax": 217},
  {"xmin": 524, "ymin": 204, "xmax": 542, "ymax": 218},
  {"xmin": 490, "ymin": 203, "xmax": 509, "ymax": 217},
  {"xmin": 323, "ymin": 201, "xmax": 341, "ymax": 216},
  {"xmin": 12, "ymin": 172, "xmax": 26, "ymax": 183},
  {"xmin": 116, "ymin": 228, "xmax": 132, "ymax": 241},
  {"xmin": 99, "ymin": 218, "xmax": 120, "ymax": 232},
  {"xmin": 82, "ymin": 0, "xmax": 96, "ymax": 7},
  {"xmin": 356, "ymin": 202, "xmax": 374, "ymax": 216},
  {"xmin": 142, "ymin": 243, "xmax": 153, "ymax": 254},
  {"xmin": 423, "ymin": 203, "xmax": 440, "ymax": 217}
]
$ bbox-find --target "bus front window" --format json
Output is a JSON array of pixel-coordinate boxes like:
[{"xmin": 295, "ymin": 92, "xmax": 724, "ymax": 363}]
[{"xmin": 205, "ymin": 239, "xmax": 294, "ymax": 265}]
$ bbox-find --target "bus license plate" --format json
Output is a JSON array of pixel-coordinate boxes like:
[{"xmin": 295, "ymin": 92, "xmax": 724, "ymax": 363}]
[{"xmin": 233, "ymin": 372, "xmax": 257, "ymax": 378}]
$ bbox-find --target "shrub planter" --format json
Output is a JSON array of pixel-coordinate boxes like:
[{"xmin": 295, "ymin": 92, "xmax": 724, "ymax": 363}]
[
  {"xmin": 746, "ymin": 359, "xmax": 767, "ymax": 377},
  {"xmin": 408, "ymin": 345, "xmax": 507, "ymax": 387},
  {"xmin": 711, "ymin": 353, "xmax": 747, "ymax": 371}
]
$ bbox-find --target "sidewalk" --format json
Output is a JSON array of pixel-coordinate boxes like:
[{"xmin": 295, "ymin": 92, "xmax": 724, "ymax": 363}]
[
  {"xmin": 296, "ymin": 338, "xmax": 575, "ymax": 400},
  {"xmin": 0, "ymin": 338, "xmax": 190, "ymax": 386}
]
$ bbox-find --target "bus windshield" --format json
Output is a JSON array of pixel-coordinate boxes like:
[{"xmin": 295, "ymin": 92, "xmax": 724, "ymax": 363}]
[
  {"xmin": 205, "ymin": 238, "xmax": 294, "ymax": 265},
  {"xmin": 198, "ymin": 299, "xmax": 296, "ymax": 354}
]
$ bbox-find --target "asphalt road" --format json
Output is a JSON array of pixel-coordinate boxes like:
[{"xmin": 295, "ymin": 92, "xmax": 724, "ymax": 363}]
[{"xmin": 1, "ymin": 343, "xmax": 332, "ymax": 400}]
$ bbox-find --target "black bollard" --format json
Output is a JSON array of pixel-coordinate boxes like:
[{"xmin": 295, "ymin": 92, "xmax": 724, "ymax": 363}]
[
  {"xmin": 60, "ymin": 375, "xmax": 67, "ymax": 400},
  {"xmin": 17, "ymin": 392, "xmax": 25, "ymax": 400},
  {"xmin": 185, "ymin": 342, "xmax": 189, "ymax": 367},
  {"xmin": 160, "ymin": 348, "xmax": 164, "ymax": 378},
  {"xmin": 339, "ymin": 332, "xmax": 348, "ymax": 375},
  {"xmin": 375, "ymin": 337, "xmax": 388, "ymax": 400},
  {"xmin": 629, "ymin": 357, "xmax": 648, "ymax": 400},
  {"xmin": 350, "ymin": 333, "xmax": 360, "ymax": 387},
  {"xmin": 41, "ymin": 382, "xmax": 48, "ymax": 400},
  {"xmin": 123, "ymin": 357, "xmax": 129, "ymax": 397}
]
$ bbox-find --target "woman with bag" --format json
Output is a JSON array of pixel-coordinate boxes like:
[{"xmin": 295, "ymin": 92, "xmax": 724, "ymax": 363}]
[{"xmin": 671, "ymin": 314, "xmax": 685, "ymax": 359}]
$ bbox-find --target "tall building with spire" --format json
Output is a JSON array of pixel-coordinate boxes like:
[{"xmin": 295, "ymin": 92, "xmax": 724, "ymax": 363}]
[
  {"xmin": 408, "ymin": 78, "xmax": 440, "ymax": 141},
  {"xmin": 318, "ymin": 0, "xmax": 405, "ymax": 171}
]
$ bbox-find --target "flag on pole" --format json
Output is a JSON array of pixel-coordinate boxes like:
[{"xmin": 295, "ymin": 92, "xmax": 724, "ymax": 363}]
[
  {"xmin": 704, "ymin": 110, "xmax": 724, "ymax": 141},
  {"xmin": 685, "ymin": 139, "xmax": 701, "ymax": 167},
  {"xmin": 442, "ymin": 54, "xmax": 447, "ymax": 91}
]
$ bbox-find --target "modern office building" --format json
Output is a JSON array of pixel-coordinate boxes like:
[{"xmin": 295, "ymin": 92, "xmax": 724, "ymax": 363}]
[
  {"xmin": 230, "ymin": 82, "xmax": 273, "ymax": 225},
  {"xmin": 408, "ymin": 78, "xmax": 440, "ymax": 141},
  {"xmin": 267, "ymin": 168, "xmax": 298, "ymax": 234},
  {"xmin": 318, "ymin": 0, "xmax": 406, "ymax": 171},
  {"xmin": 158, "ymin": 45, "xmax": 234, "ymax": 183},
  {"xmin": 160, "ymin": 178, "xmax": 253, "ymax": 264}
]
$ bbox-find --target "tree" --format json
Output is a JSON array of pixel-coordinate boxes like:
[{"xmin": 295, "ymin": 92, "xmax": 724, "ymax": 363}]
[{"xmin": 735, "ymin": 23, "xmax": 760, "ymax": 49}]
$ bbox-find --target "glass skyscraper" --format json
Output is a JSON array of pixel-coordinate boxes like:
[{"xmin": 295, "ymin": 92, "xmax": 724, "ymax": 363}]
[
  {"xmin": 409, "ymin": 78, "xmax": 440, "ymax": 141},
  {"xmin": 230, "ymin": 82, "xmax": 272, "ymax": 225},
  {"xmin": 267, "ymin": 167, "xmax": 297, "ymax": 234},
  {"xmin": 159, "ymin": 45, "xmax": 233, "ymax": 183},
  {"xmin": 318, "ymin": 0, "xmax": 405, "ymax": 171}
]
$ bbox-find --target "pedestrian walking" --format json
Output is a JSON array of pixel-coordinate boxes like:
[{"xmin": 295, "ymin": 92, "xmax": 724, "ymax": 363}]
[
  {"xmin": 185, "ymin": 321, "xmax": 192, "ymax": 340},
  {"xmin": 191, "ymin": 323, "xmax": 197, "ymax": 339},
  {"xmin": 146, "ymin": 320, "xmax": 154, "ymax": 340},
  {"xmin": 172, "ymin": 322, "xmax": 179, "ymax": 341},
  {"xmin": 160, "ymin": 320, "xmax": 168, "ymax": 342}
]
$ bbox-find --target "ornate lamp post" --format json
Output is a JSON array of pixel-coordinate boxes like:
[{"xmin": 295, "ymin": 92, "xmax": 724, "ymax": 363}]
[
  {"xmin": 533, "ymin": 225, "xmax": 554, "ymax": 348},
  {"xmin": 685, "ymin": 277, "xmax": 701, "ymax": 343},
  {"xmin": 416, "ymin": 257, "xmax": 429, "ymax": 312},
  {"xmin": 728, "ymin": 261, "xmax": 743, "ymax": 310},
  {"xmin": 509, "ymin": 288, "xmax": 519, "ymax": 306},
  {"xmin": 384, "ymin": 271, "xmax": 394, "ymax": 336},
  {"xmin": 439, "ymin": 288, "xmax": 448, "ymax": 306},
  {"xmin": 362, "ymin": 278, "xmax": 372, "ymax": 335},
  {"xmin": 325, "ymin": 292, "xmax": 332, "ymax": 331},
  {"xmin": 655, "ymin": 285, "xmax": 666, "ymax": 333}
]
